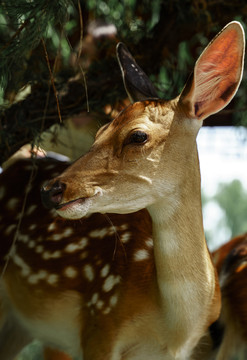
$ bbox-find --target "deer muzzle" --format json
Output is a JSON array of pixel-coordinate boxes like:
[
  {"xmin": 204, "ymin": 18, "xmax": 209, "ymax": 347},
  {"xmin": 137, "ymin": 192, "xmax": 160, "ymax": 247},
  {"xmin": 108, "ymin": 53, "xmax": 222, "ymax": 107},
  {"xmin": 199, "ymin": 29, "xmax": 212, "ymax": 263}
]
[{"xmin": 41, "ymin": 180, "xmax": 66, "ymax": 209}]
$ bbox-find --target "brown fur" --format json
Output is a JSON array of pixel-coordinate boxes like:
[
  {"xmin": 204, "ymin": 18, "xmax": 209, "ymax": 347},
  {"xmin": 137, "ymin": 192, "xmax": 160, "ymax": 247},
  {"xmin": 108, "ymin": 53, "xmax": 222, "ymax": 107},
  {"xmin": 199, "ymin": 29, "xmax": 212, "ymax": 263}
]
[{"xmin": 0, "ymin": 21, "xmax": 245, "ymax": 360}]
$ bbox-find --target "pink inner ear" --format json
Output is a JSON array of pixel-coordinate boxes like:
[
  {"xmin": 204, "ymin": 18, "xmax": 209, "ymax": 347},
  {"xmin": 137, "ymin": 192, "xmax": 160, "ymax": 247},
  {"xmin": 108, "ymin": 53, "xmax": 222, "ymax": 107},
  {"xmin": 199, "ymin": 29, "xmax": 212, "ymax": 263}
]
[{"xmin": 192, "ymin": 25, "xmax": 244, "ymax": 120}]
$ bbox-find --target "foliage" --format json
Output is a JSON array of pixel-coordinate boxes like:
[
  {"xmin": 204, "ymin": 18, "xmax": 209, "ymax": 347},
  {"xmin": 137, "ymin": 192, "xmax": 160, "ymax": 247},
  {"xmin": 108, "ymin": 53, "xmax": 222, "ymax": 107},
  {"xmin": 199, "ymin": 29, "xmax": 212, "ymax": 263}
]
[
  {"xmin": 1, "ymin": 0, "xmax": 247, "ymax": 163},
  {"xmin": 214, "ymin": 180, "xmax": 247, "ymax": 238},
  {"xmin": 1, "ymin": 0, "xmax": 247, "ymax": 100},
  {"xmin": 202, "ymin": 180, "xmax": 247, "ymax": 248},
  {"xmin": 0, "ymin": 0, "xmax": 73, "ymax": 93},
  {"xmin": 87, "ymin": 0, "xmax": 163, "ymax": 41}
]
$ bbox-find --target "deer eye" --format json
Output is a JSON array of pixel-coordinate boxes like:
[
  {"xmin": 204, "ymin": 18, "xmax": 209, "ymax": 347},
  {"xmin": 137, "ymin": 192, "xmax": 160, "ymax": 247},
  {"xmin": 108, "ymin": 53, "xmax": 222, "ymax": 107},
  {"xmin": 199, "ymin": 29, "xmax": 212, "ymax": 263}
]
[{"xmin": 125, "ymin": 131, "xmax": 148, "ymax": 145}]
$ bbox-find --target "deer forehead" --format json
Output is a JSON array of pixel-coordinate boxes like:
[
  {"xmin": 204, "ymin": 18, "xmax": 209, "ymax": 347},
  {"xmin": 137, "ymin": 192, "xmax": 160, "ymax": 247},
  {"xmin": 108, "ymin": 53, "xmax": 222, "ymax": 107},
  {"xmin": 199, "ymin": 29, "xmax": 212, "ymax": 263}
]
[{"xmin": 96, "ymin": 100, "xmax": 176, "ymax": 144}]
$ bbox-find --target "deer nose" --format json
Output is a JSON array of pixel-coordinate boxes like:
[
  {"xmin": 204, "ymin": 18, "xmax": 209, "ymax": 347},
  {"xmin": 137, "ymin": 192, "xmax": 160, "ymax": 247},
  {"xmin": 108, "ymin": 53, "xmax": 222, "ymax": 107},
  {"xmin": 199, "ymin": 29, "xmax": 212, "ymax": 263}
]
[{"xmin": 41, "ymin": 180, "xmax": 66, "ymax": 209}]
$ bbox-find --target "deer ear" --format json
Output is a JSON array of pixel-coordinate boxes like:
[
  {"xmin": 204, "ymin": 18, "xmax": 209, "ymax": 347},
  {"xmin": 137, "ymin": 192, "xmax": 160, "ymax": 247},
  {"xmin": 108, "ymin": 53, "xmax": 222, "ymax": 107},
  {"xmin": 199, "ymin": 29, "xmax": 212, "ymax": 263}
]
[
  {"xmin": 116, "ymin": 42, "xmax": 159, "ymax": 103},
  {"xmin": 179, "ymin": 21, "xmax": 245, "ymax": 121}
]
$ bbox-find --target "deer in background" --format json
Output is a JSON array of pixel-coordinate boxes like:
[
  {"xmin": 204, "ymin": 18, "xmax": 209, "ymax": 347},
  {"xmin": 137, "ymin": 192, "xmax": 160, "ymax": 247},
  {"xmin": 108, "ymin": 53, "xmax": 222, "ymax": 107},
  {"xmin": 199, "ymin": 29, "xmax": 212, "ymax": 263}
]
[
  {"xmin": 0, "ymin": 21, "xmax": 245, "ymax": 360},
  {"xmin": 1, "ymin": 161, "xmax": 247, "ymax": 360},
  {"xmin": 209, "ymin": 233, "xmax": 247, "ymax": 359}
]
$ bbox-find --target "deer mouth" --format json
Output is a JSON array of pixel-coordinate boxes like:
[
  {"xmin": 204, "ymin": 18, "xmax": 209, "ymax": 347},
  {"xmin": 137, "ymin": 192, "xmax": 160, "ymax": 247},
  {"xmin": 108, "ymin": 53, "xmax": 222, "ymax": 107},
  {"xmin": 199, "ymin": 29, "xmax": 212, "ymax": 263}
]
[
  {"xmin": 56, "ymin": 197, "xmax": 88, "ymax": 211},
  {"xmin": 55, "ymin": 197, "xmax": 93, "ymax": 219},
  {"xmin": 55, "ymin": 189, "xmax": 103, "ymax": 220}
]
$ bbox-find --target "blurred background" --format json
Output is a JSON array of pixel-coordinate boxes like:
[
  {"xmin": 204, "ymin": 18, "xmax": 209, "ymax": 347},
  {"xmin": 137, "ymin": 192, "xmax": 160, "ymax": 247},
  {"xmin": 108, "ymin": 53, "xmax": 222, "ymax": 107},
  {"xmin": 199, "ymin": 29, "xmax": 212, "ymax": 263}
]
[
  {"xmin": 0, "ymin": 1, "xmax": 247, "ymax": 358},
  {"xmin": 198, "ymin": 126, "xmax": 247, "ymax": 250}
]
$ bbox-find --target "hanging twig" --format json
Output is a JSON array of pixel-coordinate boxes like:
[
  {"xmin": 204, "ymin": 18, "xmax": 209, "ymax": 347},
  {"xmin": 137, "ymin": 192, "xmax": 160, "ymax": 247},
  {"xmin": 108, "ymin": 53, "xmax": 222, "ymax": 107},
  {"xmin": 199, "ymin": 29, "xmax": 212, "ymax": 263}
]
[
  {"xmin": 41, "ymin": 38, "xmax": 62, "ymax": 123},
  {"xmin": 1, "ymin": 159, "xmax": 37, "ymax": 278},
  {"xmin": 77, "ymin": 0, "xmax": 89, "ymax": 112},
  {"xmin": 0, "ymin": 19, "xmax": 30, "ymax": 55}
]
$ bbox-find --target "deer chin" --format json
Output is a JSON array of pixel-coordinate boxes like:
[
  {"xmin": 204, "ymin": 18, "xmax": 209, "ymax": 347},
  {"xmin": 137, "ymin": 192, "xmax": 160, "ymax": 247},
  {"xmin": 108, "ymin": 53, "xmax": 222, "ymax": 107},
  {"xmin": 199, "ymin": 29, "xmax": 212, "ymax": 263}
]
[{"xmin": 56, "ymin": 197, "xmax": 93, "ymax": 219}]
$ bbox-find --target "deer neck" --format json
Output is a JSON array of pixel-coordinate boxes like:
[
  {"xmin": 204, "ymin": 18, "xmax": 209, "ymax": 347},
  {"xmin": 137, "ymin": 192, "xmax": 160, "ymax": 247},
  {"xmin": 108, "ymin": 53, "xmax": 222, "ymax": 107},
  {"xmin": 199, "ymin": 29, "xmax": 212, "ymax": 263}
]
[{"xmin": 147, "ymin": 148, "xmax": 219, "ymax": 357}]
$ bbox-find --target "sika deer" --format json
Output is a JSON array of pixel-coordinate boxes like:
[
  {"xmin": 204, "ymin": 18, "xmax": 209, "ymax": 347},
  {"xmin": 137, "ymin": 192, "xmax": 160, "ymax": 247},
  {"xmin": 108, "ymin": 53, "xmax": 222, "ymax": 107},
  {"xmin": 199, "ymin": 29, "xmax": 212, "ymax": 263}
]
[
  {"xmin": 0, "ymin": 21, "xmax": 245, "ymax": 360},
  {"xmin": 41, "ymin": 21, "xmax": 245, "ymax": 360}
]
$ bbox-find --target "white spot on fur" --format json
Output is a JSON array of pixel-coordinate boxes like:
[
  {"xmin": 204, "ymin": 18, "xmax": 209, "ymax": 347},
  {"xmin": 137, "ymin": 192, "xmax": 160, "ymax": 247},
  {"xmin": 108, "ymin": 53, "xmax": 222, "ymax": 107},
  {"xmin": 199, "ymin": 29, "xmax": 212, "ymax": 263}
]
[
  {"xmin": 42, "ymin": 251, "xmax": 51, "ymax": 260},
  {"xmin": 47, "ymin": 274, "xmax": 58, "ymax": 285},
  {"xmin": 121, "ymin": 232, "xmax": 131, "ymax": 243},
  {"xmin": 37, "ymin": 270, "xmax": 48, "ymax": 279},
  {"xmin": 65, "ymin": 237, "xmax": 88, "ymax": 253},
  {"xmin": 103, "ymin": 307, "xmax": 111, "ymax": 315},
  {"xmin": 78, "ymin": 237, "xmax": 88, "ymax": 248},
  {"xmin": 103, "ymin": 275, "xmax": 121, "ymax": 292},
  {"xmin": 12, "ymin": 254, "xmax": 31, "ymax": 277},
  {"xmin": 28, "ymin": 241, "xmax": 35, "ymax": 249},
  {"xmin": 91, "ymin": 293, "xmax": 99, "ymax": 304},
  {"xmin": 146, "ymin": 238, "xmax": 153, "ymax": 248},
  {"xmin": 65, "ymin": 243, "xmax": 78, "ymax": 253},
  {"xmin": 63, "ymin": 227, "xmax": 74, "ymax": 237},
  {"xmin": 28, "ymin": 274, "xmax": 39, "ymax": 284},
  {"xmin": 83, "ymin": 264, "xmax": 94, "ymax": 282},
  {"xmin": 134, "ymin": 249, "xmax": 149, "ymax": 261},
  {"xmin": 96, "ymin": 300, "xmax": 104, "ymax": 310},
  {"xmin": 50, "ymin": 233, "xmax": 63, "ymax": 241},
  {"xmin": 100, "ymin": 264, "xmax": 110, "ymax": 278},
  {"xmin": 119, "ymin": 224, "xmax": 128, "ymax": 231},
  {"xmin": 28, "ymin": 270, "xmax": 48, "ymax": 284},
  {"xmin": 109, "ymin": 294, "xmax": 118, "ymax": 308},
  {"xmin": 89, "ymin": 228, "xmax": 109, "ymax": 239},
  {"xmin": 64, "ymin": 266, "xmax": 78, "ymax": 278},
  {"xmin": 48, "ymin": 223, "xmax": 56, "ymax": 232},
  {"xmin": 52, "ymin": 251, "xmax": 62, "ymax": 258},
  {"xmin": 42, "ymin": 250, "xmax": 61, "ymax": 260}
]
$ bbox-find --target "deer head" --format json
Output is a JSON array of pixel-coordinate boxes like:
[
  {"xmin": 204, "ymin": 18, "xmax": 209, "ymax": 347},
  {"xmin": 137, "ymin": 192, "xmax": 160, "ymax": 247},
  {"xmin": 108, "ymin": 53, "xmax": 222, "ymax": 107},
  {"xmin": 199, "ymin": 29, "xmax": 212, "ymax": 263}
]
[{"xmin": 41, "ymin": 22, "xmax": 245, "ymax": 222}]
